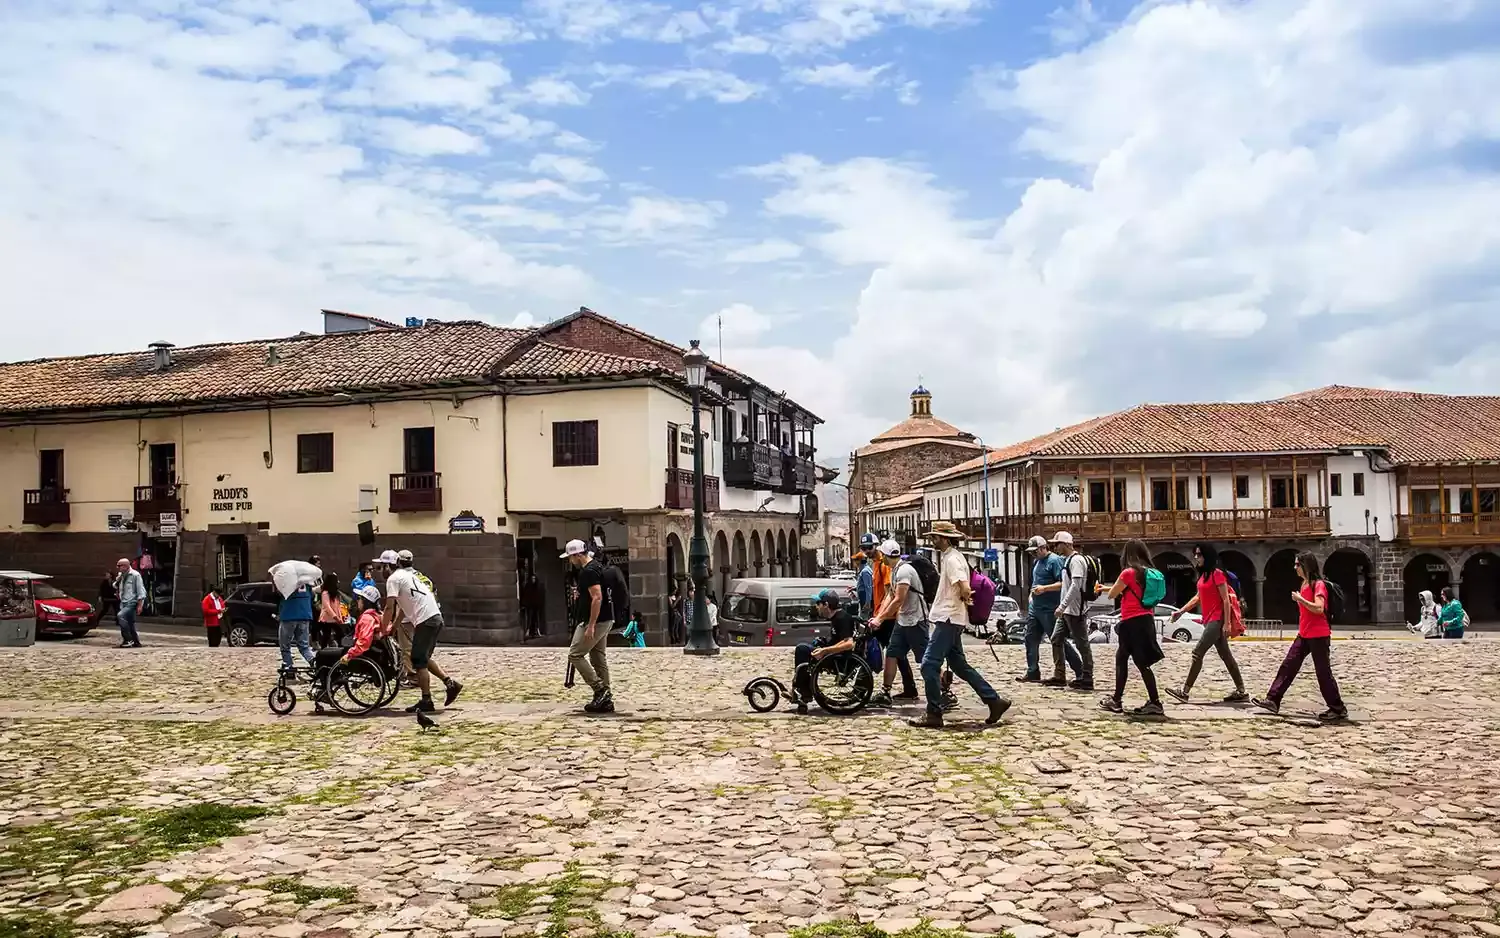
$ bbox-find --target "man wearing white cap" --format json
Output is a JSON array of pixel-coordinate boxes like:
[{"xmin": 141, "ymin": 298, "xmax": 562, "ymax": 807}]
[
  {"xmin": 372, "ymin": 550, "xmax": 413, "ymax": 681},
  {"xmin": 1048, "ymin": 531, "xmax": 1094, "ymax": 691},
  {"xmin": 562, "ymin": 539, "xmax": 615, "ymax": 713},
  {"xmin": 867, "ymin": 538, "xmax": 924, "ymax": 706},
  {"xmin": 377, "ymin": 549, "xmax": 462, "ymax": 714}
]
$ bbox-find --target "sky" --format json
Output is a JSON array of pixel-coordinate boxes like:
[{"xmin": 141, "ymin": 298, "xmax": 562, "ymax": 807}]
[{"xmin": 2, "ymin": 0, "xmax": 1499, "ymax": 465}]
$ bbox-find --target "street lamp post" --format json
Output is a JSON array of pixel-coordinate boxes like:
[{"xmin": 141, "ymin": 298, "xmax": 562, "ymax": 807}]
[
  {"xmin": 682, "ymin": 340, "xmax": 720, "ymax": 656},
  {"xmin": 976, "ymin": 437, "xmax": 992, "ymax": 574}
]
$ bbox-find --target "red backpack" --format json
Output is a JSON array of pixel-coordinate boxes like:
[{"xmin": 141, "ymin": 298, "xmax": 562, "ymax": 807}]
[{"xmin": 1226, "ymin": 588, "xmax": 1246, "ymax": 638}]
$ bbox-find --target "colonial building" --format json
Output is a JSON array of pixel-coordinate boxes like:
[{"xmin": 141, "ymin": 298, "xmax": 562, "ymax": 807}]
[
  {"xmin": 0, "ymin": 308, "xmax": 821, "ymax": 642},
  {"xmin": 911, "ymin": 386, "xmax": 1500, "ymax": 626},
  {"xmin": 849, "ymin": 386, "xmax": 984, "ymax": 544}
]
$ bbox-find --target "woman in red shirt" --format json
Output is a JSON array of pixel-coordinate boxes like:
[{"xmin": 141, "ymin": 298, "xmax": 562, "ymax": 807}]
[
  {"xmin": 201, "ymin": 586, "xmax": 225, "ymax": 647},
  {"xmin": 1098, "ymin": 539, "xmax": 1166, "ymax": 716},
  {"xmin": 1164, "ymin": 544, "xmax": 1248, "ymax": 704},
  {"xmin": 1254, "ymin": 552, "xmax": 1347, "ymax": 722}
]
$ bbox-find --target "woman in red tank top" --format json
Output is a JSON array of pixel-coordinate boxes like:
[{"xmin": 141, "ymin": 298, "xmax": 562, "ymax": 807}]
[{"xmin": 1097, "ymin": 539, "xmax": 1165, "ymax": 716}]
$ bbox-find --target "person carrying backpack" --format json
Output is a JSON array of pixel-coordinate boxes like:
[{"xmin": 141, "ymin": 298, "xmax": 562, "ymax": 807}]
[
  {"xmin": 1047, "ymin": 531, "xmax": 1094, "ymax": 691},
  {"xmin": 867, "ymin": 539, "xmax": 925, "ymax": 706},
  {"xmin": 1254, "ymin": 551, "xmax": 1347, "ymax": 722},
  {"xmin": 1162, "ymin": 543, "xmax": 1248, "ymax": 704},
  {"xmin": 1098, "ymin": 539, "xmax": 1166, "ymax": 716}
]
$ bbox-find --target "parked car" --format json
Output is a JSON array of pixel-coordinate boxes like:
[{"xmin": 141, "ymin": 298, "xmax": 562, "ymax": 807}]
[
  {"xmin": 1087, "ymin": 602, "xmax": 1204, "ymax": 644},
  {"xmin": 827, "ymin": 569, "xmax": 857, "ymax": 582},
  {"xmin": 972, "ymin": 595, "xmax": 1024, "ymax": 639},
  {"xmin": 33, "ymin": 581, "xmax": 95, "ymax": 638},
  {"xmin": 719, "ymin": 578, "xmax": 857, "ymax": 646},
  {"xmin": 224, "ymin": 581, "xmax": 281, "ymax": 647}
]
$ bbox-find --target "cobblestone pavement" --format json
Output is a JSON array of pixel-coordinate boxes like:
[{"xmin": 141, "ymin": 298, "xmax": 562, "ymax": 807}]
[{"xmin": 3, "ymin": 637, "xmax": 1499, "ymax": 938}]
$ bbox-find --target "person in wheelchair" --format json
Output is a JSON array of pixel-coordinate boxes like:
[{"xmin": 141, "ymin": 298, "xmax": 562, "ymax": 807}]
[
  {"xmin": 792, "ymin": 588, "xmax": 860, "ymax": 713},
  {"xmin": 312, "ymin": 585, "xmax": 386, "ymax": 712}
]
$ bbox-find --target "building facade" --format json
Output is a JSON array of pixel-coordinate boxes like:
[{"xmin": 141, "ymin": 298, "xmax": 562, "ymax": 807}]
[
  {"xmin": 0, "ymin": 309, "xmax": 822, "ymax": 643},
  {"xmin": 906, "ymin": 386, "xmax": 1500, "ymax": 626}
]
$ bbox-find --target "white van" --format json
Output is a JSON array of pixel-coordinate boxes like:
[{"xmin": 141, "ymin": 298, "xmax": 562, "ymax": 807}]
[{"xmin": 718, "ymin": 578, "xmax": 858, "ymax": 646}]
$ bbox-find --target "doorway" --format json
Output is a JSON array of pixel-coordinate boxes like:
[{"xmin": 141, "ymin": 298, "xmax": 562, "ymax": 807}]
[{"xmin": 149, "ymin": 443, "xmax": 177, "ymax": 488}]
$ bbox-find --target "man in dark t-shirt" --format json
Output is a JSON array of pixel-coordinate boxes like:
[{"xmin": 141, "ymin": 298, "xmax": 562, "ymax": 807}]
[
  {"xmin": 791, "ymin": 589, "xmax": 858, "ymax": 714},
  {"xmin": 564, "ymin": 540, "xmax": 616, "ymax": 713}
]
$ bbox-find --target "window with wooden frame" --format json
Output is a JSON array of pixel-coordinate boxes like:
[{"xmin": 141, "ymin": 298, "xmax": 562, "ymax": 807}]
[
  {"xmin": 296, "ymin": 433, "xmax": 334, "ymax": 474},
  {"xmin": 1150, "ymin": 478, "xmax": 1189, "ymax": 511},
  {"xmin": 1270, "ymin": 474, "xmax": 1309, "ymax": 509},
  {"xmin": 1195, "ymin": 475, "xmax": 1213, "ymax": 500},
  {"xmin": 1235, "ymin": 475, "xmax": 1250, "ymax": 499},
  {"xmin": 1329, "ymin": 473, "xmax": 1342, "ymax": 497},
  {"xmin": 553, "ymin": 420, "xmax": 599, "ymax": 467},
  {"xmin": 1352, "ymin": 472, "xmax": 1365, "ymax": 496}
]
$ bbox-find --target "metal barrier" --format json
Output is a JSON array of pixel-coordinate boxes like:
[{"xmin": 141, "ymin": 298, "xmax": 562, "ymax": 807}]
[{"xmin": 1239, "ymin": 618, "xmax": 1292, "ymax": 640}]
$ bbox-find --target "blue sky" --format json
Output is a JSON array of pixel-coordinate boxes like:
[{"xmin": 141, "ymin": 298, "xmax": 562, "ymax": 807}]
[{"xmin": 2, "ymin": 0, "xmax": 1499, "ymax": 460}]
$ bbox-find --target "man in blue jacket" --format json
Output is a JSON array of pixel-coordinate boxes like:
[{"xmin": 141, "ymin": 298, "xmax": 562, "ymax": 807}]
[{"xmin": 278, "ymin": 568, "xmax": 318, "ymax": 675}]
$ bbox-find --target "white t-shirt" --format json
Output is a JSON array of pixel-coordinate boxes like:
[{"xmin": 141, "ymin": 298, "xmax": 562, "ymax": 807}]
[
  {"xmin": 928, "ymin": 547, "xmax": 970, "ymax": 625},
  {"xmin": 386, "ymin": 567, "xmax": 441, "ymax": 625},
  {"xmin": 1060, "ymin": 552, "xmax": 1089, "ymax": 615},
  {"xmin": 893, "ymin": 562, "xmax": 927, "ymax": 628}
]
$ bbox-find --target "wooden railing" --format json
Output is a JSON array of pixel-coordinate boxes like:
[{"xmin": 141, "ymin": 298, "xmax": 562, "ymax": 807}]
[
  {"xmin": 133, "ymin": 484, "xmax": 182, "ymax": 524},
  {"xmin": 780, "ymin": 455, "xmax": 816, "ymax": 495},
  {"xmin": 664, "ymin": 468, "xmax": 721, "ymax": 512},
  {"xmin": 389, "ymin": 472, "xmax": 442, "ymax": 513},
  {"xmin": 1397, "ymin": 513, "xmax": 1500, "ymax": 543},
  {"xmin": 950, "ymin": 507, "xmax": 1331, "ymax": 543},
  {"xmin": 23, "ymin": 488, "xmax": 70, "ymax": 527},
  {"xmin": 723, "ymin": 442, "xmax": 782, "ymax": 490}
]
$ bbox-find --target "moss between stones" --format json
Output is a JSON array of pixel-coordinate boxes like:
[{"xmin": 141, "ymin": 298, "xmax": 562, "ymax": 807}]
[
  {"xmin": 260, "ymin": 876, "xmax": 358, "ymax": 905},
  {"xmin": 790, "ymin": 919, "xmax": 989, "ymax": 938}
]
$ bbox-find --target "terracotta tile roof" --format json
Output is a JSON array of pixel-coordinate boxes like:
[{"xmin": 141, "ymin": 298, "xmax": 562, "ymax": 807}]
[
  {"xmin": 854, "ymin": 436, "xmax": 986, "ymax": 458},
  {"xmin": 870, "ymin": 413, "xmax": 974, "ymax": 443},
  {"xmin": 0, "ymin": 321, "xmax": 683, "ymax": 417},
  {"xmin": 1277, "ymin": 385, "xmax": 1446, "ymax": 401},
  {"xmin": 864, "ymin": 491, "xmax": 924, "ymax": 513}
]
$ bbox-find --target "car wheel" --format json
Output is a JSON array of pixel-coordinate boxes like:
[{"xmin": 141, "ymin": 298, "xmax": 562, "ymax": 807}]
[
  {"xmin": 1172, "ymin": 628, "xmax": 1194, "ymax": 643},
  {"xmin": 227, "ymin": 623, "xmax": 253, "ymax": 647}
]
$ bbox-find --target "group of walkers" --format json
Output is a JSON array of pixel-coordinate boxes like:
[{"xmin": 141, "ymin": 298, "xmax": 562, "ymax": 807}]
[{"xmin": 1409, "ymin": 588, "xmax": 1470, "ymax": 639}]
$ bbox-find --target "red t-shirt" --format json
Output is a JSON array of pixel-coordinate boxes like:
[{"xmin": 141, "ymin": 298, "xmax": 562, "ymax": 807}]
[
  {"xmin": 1298, "ymin": 580, "xmax": 1330, "ymax": 639},
  {"xmin": 1197, "ymin": 569, "xmax": 1228, "ymax": 623},
  {"xmin": 1119, "ymin": 568, "xmax": 1150, "ymax": 620}
]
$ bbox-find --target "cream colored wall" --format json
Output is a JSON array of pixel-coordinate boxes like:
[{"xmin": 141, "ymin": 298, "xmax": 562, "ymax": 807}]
[
  {"xmin": 507, "ymin": 386, "xmax": 651, "ymax": 512},
  {"xmin": 0, "ymin": 397, "xmax": 505, "ymax": 534}
]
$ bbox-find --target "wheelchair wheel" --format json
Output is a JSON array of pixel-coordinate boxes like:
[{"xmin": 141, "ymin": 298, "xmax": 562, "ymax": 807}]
[
  {"xmin": 332, "ymin": 658, "xmax": 387, "ymax": 715},
  {"xmin": 267, "ymin": 685, "xmax": 297, "ymax": 716},
  {"xmin": 744, "ymin": 678, "xmax": 781, "ymax": 713},
  {"xmin": 811, "ymin": 655, "xmax": 874, "ymax": 715}
]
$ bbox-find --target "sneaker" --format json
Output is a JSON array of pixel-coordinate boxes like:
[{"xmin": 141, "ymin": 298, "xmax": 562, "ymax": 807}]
[
  {"xmin": 1222, "ymin": 689, "xmax": 1250, "ymax": 703},
  {"xmin": 1163, "ymin": 687, "xmax": 1189, "ymax": 704},
  {"xmin": 129, "ymin": 642, "xmax": 143, "ymax": 648},
  {"xmin": 870, "ymin": 691, "xmax": 894, "ymax": 708},
  {"xmin": 1068, "ymin": 679, "xmax": 1095, "ymax": 692},
  {"xmin": 907, "ymin": 712, "xmax": 944, "ymax": 729},
  {"xmin": 1317, "ymin": 708, "xmax": 1348, "ymax": 723},
  {"xmin": 940, "ymin": 693, "xmax": 959, "ymax": 713},
  {"xmin": 1039, "ymin": 677, "xmax": 1068, "ymax": 688},
  {"xmin": 405, "ymin": 697, "xmax": 436, "ymax": 714},
  {"xmin": 1131, "ymin": 701, "xmax": 1165, "ymax": 717},
  {"xmin": 892, "ymin": 689, "xmax": 920, "ymax": 700},
  {"xmin": 1098, "ymin": 696, "xmax": 1124, "ymax": 713},
  {"xmin": 1015, "ymin": 674, "xmax": 1041, "ymax": 684},
  {"xmin": 443, "ymin": 680, "xmax": 463, "ymax": 708},
  {"xmin": 985, "ymin": 698, "xmax": 1012, "ymax": 725},
  {"xmin": 118, "ymin": 642, "xmax": 132, "ymax": 649},
  {"xmin": 1252, "ymin": 697, "xmax": 1280, "ymax": 715},
  {"xmin": 584, "ymin": 689, "xmax": 614, "ymax": 714}
]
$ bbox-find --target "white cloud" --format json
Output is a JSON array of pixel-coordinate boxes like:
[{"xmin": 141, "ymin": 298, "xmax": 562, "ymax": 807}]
[
  {"xmin": 725, "ymin": 239, "xmax": 804, "ymax": 263},
  {"xmin": 527, "ymin": 153, "xmax": 608, "ymax": 183},
  {"xmin": 634, "ymin": 68, "xmax": 765, "ymax": 103},
  {"xmin": 488, "ymin": 179, "xmax": 598, "ymax": 202},
  {"xmin": 515, "ymin": 76, "xmax": 590, "ymax": 107},
  {"xmin": 370, "ymin": 117, "xmax": 487, "ymax": 156},
  {"xmin": 787, "ymin": 62, "xmax": 891, "ymax": 89},
  {"xmin": 702, "ymin": 303, "xmax": 776, "ymax": 343},
  {"xmin": 594, "ymin": 196, "xmax": 728, "ymax": 241}
]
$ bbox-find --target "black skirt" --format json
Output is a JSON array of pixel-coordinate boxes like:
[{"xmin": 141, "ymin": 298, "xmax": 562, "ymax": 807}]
[{"xmin": 1116, "ymin": 614, "xmax": 1164, "ymax": 668}]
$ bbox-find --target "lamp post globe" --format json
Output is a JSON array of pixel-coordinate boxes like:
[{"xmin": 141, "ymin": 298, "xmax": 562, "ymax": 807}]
[{"xmin": 682, "ymin": 340, "xmax": 719, "ymax": 656}]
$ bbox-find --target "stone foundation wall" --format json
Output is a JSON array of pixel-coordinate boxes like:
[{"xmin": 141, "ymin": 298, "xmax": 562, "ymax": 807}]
[{"xmin": 0, "ymin": 532, "xmax": 140, "ymax": 607}]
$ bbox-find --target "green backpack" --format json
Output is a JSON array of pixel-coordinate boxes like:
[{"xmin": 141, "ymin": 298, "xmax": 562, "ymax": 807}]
[{"xmin": 1140, "ymin": 568, "xmax": 1167, "ymax": 609}]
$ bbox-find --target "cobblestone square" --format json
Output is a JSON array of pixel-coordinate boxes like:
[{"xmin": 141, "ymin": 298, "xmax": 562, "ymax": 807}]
[{"xmin": 3, "ymin": 635, "xmax": 1498, "ymax": 938}]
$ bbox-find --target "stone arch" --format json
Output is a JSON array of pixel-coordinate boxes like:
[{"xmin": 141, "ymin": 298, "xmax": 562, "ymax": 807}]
[
  {"xmin": 785, "ymin": 529, "xmax": 800, "ymax": 577},
  {"xmin": 1324, "ymin": 547, "xmax": 1373, "ymax": 624},
  {"xmin": 732, "ymin": 530, "xmax": 748, "ymax": 580},
  {"xmin": 1404, "ymin": 552, "xmax": 1453, "ymax": 625},
  {"xmin": 765, "ymin": 529, "xmax": 779, "ymax": 577},
  {"xmin": 750, "ymin": 531, "xmax": 763, "ymax": 576},
  {"xmin": 776, "ymin": 530, "xmax": 789, "ymax": 577},
  {"xmin": 1264, "ymin": 549, "xmax": 1302, "ymax": 624},
  {"xmin": 1098, "ymin": 552, "xmax": 1122, "ymax": 586},
  {"xmin": 712, "ymin": 530, "xmax": 730, "ymax": 602},
  {"xmin": 1153, "ymin": 550, "xmax": 1196, "ymax": 608},
  {"xmin": 1461, "ymin": 551, "xmax": 1500, "ymax": 622},
  {"xmin": 1219, "ymin": 549, "xmax": 1259, "ymax": 619},
  {"xmin": 666, "ymin": 533, "xmax": 685, "ymax": 597}
]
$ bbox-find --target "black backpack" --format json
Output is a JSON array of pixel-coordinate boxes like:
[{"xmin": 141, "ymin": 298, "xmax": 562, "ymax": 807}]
[
  {"xmin": 1322, "ymin": 580, "xmax": 1345, "ymax": 623},
  {"xmin": 1077, "ymin": 554, "xmax": 1101, "ymax": 604},
  {"xmin": 906, "ymin": 554, "xmax": 940, "ymax": 605}
]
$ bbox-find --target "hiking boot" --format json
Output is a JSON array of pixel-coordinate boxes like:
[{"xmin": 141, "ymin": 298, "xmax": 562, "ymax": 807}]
[
  {"xmin": 1098, "ymin": 696, "xmax": 1124, "ymax": 713},
  {"xmin": 907, "ymin": 711, "xmax": 944, "ymax": 729},
  {"xmin": 1222, "ymin": 689, "xmax": 1250, "ymax": 703},
  {"xmin": 892, "ymin": 689, "xmax": 920, "ymax": 700},
  {"xmin": 1317, "ymin": 708, "xmax": 1348, "ymax": 723},
  {"xmin": 585, "ymin": 690, "xmax": 615, "ymax": 714},
  {"xmin": 1252, "ymin": 696, "xmax": 1280, "ymax": 715},
  {"xmin": 985, "ymin": 698, "xmax": 1011, "ymax": 725},
  {"xmin": 1068, "ymin": 678, "xmax": 1095, "ymax": 692},
  {"xmin": 406, "ymin": 697, "xmax": 436, "ymax": 714},
  {"xmin": 870, "ymin": 691, "xmax": 894, "ymax": 708},
  {"xmin": 1015, "ymin": 674, "xmax": 1040, "ymax": 683},
  {"xmin": 443, "ymin": 679, "xmax": 463, "ymax": 708},
  {"xmin": 939, "ymin": 692, "xmax": 959, "ymax": 713},
  {"xmin": 1039, "ymin": 677, "xmax": 1068, "ymax": 688},
  {"xmin": 1163, "ymin": 687, "xmax": 1189, "ymax": 704},
  {"xmin": 1131, "ymin": 701, "xmax": 1165, "ymax": 717}
]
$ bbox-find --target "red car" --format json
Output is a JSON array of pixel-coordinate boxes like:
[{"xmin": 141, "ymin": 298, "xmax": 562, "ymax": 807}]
[{"xmin": 34, "ymin": 581, "xmax": 96, "ymax": 638}]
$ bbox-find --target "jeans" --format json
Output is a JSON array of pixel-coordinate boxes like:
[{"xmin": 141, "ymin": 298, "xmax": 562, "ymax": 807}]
[
  {"xmin": 568, "ymin": 620, "xmax": 613, "ymax": 691},
  {"xmin": 886, "ymin": 624, "xmax": 927, "ymax": 695},
  {"xmin": 1181, "ymin": 619, "xmax": 1245, "ymax": 694},
  {"xmin": 1267, "ymin": 636, "xmax": 1344, "ymax": 710},
  {"xmin": 279, "ymin": 619, "xmax": 315, "ymax": 671},
  {"xmin": 922, "ymin": 621, "xmax": 1000, "ymax": 716},
  {"xmin": 117, "ymin": 605, "xmax": 140, "ymax": 645},
  {"xmin": 1052, "ymin": 613, "xmax": 1093, "ymax": 682},
  {"xmin": 1023, "ymin": 608, "xmax": 1081, "ymax": 679}
]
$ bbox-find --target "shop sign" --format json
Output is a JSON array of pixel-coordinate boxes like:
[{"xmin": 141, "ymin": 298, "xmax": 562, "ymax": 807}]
[
  {"xmin": 159, "ymin": 512, "xmax": 179, "ymax": 537},
  {"xmin": 210, "ymin": 487, "xmax": 252, "ymax": 512},
  {"xmin": 448, "ymin": 511, "xmax": 485, "ymax": 534},
  {"xmin": 106, "ymin": 510, "xmax": 135, "ymax": 532}
]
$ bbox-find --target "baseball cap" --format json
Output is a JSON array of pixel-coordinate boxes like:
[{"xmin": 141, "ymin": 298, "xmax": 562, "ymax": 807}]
[
  {"xmin": 373, "ymin": 549, "xmax": 399, "ymax": 564},
  {"xmin": 877, "ymin": 538, "xmax": 901, "ymax": 558},
  {"xmin": 560, "ymin": 538, "xmax": 589, "ymax": 559},
  {"xmin": 1050, "ymin": 531, "xmax": 1074, "ymax": 546},
  {"xmin": 355, "ymin": 584, "xmax": 382, "ymax": 604},
  {"xmin": 859, "ymin": 532, "xmax": 877, "ymax": 548},
  {"xmin": 397, "ymin": 549, "xmax": 414, "ymax": 562},
  {"xmin": 812, "ymin": 588, "xmax": 842, "ymax": 607},
  {"xmin": 1025, "ymin": 535, "xmax": 1048, "ymax": 553}
]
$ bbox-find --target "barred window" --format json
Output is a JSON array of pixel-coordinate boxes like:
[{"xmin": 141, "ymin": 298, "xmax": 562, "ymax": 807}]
[{"xmin": 553, "ymin": 420, "xmax": 599, "ymax": 467}]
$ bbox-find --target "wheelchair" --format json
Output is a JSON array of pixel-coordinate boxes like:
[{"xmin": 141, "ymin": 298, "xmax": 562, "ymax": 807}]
[
  {"xmin": 266, "ymin": 636, "xmax": 403, "ymax": 716},
  {"xmin": 743, "ymin": 622, "xmax": 875, "ymax": 716}
]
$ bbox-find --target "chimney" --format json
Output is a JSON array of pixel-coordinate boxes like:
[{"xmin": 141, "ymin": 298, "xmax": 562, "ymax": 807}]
[
  {"xmin": 267, "ymin": 345, "xmax": 281, "ymax": 365},
  {"xmin": 148, "ymin": 341, "xmax": 174, "ymax": 371}
]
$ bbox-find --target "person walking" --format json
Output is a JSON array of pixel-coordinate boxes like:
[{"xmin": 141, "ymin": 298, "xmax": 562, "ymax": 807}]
[
  {"xmin": 96, "ymin": 568, "xmax": 119, "ymax": 631},
  {"xmin": 1437, "ymin": 587, "xmax": 1466, "ymax": 638},
  {"xmin": 1017, "ymin": 536, "xmax": 1082, "ymax": 683},
  {"xmin": 378, "ymin": 549, "xmax": 463, "ymax": 714},
  {"xmin": 1409, "ymin": 589, "xmax": 1441, "ymax": 637},
  {"xmin": 1254, "ymin": 551, "xmax": 1347, "ymax": 722},
  {"xmin": 1164, "ymin": 544, "xmax": 1248, "ymax": 704},
  {"xmin": 563, "ymin": 539, "xmax": 616, "ymax": 713},
  {"xmin": 1098, "ymin": 539, "xmax": 1166, "ymax": 715},
  {"xmin": 1047, "ymin": 531, "xmax": 1094, "ymax": 691},
  {"xmin": 277, "ymin": 578, "xmax": 317, "ymax": 675},
  {"xmin": 201, "ymin": 585, "xmax": 226, "ymax": 647},
  {"xmin": 908, "ymin": 522, "xmax": 1011, "ymax": 729},
  {"xmin": 317, "ymin": 572, "xmax": 345, "ymax": 650},
  {"xmin": 114, "ymin": 558, "xmax": 146, "ymax": 648},
  {"xmin": 868, "ymin": 539, "xmax": 924, "ymax": 706}
]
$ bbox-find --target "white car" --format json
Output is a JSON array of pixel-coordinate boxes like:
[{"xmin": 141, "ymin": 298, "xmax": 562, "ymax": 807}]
[
  {"xmin": 973, "ymin": 595, "xmax": 1023, "ymax": 639},
  {"xmin": 1087, "ymin": 603, "xmax": 1204, "ymax": 644},
  {"xmin": 828, "ymin": 570, "xmax": 857, "ymax": 582}
]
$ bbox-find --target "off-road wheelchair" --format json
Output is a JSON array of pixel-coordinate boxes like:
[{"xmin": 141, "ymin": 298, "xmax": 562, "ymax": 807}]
[{"xmin": 742, "ymin": 620, "xmax": 875, "ymax": 716}]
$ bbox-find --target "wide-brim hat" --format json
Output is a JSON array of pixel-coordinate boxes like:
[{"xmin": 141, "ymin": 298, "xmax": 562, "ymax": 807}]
[{"xmin": 923, "ymin": 521, "xmax": 964, "ymax": 540}]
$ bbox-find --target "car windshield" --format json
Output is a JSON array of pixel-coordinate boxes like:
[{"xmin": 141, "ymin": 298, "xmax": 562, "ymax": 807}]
[
  {"xmin": 721, "ymin": 594, "xmax": 768, "ymax": 622},
  {"xmin": 33, "ymin": 583, "xmax": 67, "ymax": 600}
]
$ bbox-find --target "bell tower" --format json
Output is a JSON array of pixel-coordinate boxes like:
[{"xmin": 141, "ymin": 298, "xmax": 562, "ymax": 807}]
[{"xmin": 910, "ymin": 384, "xmax": 932, "ymax": 417}]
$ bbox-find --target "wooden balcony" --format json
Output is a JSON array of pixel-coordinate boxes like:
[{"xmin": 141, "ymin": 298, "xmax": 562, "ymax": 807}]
[
  {"xmin": 133, "ymin": 484, "xmax": 182, "ymax": 525},
  {"xmin": 389, "ymin": 472, "xmax": 442, "ymax": 513},
  {"xmin": 1397, "ymin": 513, "xmax": 1500, "ymax": 544},
  {"xmin": 664, "ymin": 468, "xmax": 721, "ymax": 512},
  {"xmin": 23, "ymin": 488, "xmax": 70, "ymax": 527},
  {"xmin": 953, "ymin": 507, "xmax": 1332, "ymax": 544},
  {"xmin": 723, "ymin": 442, "xmax": 783, "ymax": 490},
  {"xmin": 779, "ymin": 455, "xmax": 816, "ymax": 495}
]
